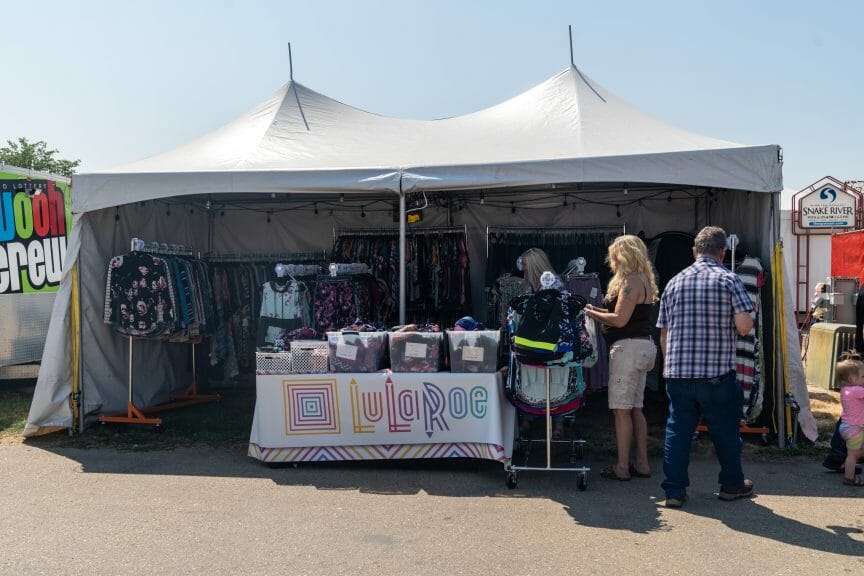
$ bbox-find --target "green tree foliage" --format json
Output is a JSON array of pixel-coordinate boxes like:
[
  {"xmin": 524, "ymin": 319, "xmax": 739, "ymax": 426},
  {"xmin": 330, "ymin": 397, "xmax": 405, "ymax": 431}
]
[{"xmin": 0, "ymin": 137, "xmax": 81, "ymax": 178}]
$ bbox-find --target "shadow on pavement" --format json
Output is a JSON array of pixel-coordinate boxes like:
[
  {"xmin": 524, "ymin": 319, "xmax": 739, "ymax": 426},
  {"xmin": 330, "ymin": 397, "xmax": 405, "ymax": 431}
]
[{"xmin": 24, "ymin": 441, "xmax": 864, "ymax": 556}]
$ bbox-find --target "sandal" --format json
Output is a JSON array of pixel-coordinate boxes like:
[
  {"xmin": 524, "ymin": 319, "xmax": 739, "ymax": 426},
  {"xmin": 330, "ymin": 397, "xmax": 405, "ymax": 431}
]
[
  {"xmin": 600, "ymin": 465, "xmax": 630, "ymax": 481},
  {"xmin": 628, "ymin": 464, "xmax": 652, "ymax": 478},
  {"xmin": 842, "ymin": 475, "xmax": 864, "ymax": 487}
]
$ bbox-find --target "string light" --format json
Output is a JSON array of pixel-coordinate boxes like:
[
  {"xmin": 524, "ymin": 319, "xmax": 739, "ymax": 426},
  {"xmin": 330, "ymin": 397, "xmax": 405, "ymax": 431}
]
[
  {"xmin": 623, "ymin": 184, "xmax": 629, "ymax": 195},
  {"xmin": 220, "ymin": 210, "xmax": 225, "ymax": 217},
  {"xmin": 511, "ymin": 203, "xmax": 516, "ymax": 215},
  {"xmin": 667, "ymin": 192, "xmax": 672, "ymax": 203},
  {"xmin": 480, "ymin": 191, "xmax": 485, "ymax": 205},
  {"xmin": 314, "ymin": 203, "xmax": 319, "ymax": 215},
  {"xmin": 166, "ymin": 207, "xmax": 171, "ymax": 217},
  {"xmin": 114, "ymin": 208, "xmax": 120, "ymax": 222},
  {"xmin": 616, "ymin": 206, "xmax": 621, "ymax": 218},
  {"xmin": 361, "ymin": 206, "xmax": 366, "ymax": 218},
  {"xmin": 266, "ymin": 210, "xmax": 271, "ymax": 223},
  {"xmin": 340, "ymin": 193, "xmax": 345, "ymax": 203},
  {"xmin": 562, "ymin": 193, "xmax": 568, "ymax": 207}
]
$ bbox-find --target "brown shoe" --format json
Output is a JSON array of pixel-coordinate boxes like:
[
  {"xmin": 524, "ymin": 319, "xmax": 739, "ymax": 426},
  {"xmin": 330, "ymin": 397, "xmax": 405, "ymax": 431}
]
[{"xmin": 718, "ymin": 479, "xmax": 754, "ymax": 501}]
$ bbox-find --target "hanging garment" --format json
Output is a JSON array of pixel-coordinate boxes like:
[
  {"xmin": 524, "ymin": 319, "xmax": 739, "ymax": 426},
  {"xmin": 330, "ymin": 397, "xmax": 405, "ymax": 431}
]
[
  {"xmin": 104, "ymin": 252, "xmax": 177, "ymax": 338},
  {"xmin": 565, "ymin": 274, "xmax": 610, "ymax": 391},
  {"xmin": 735, "ymin": 255, "xmax": 765, "ymax": 423},
  {"xmin": 258, "ymin": 280, "xmax": 305, "ymax": 345},
  {"xmin": 504, "ymin": 352, "xmax": 587, "ymax": 414}
]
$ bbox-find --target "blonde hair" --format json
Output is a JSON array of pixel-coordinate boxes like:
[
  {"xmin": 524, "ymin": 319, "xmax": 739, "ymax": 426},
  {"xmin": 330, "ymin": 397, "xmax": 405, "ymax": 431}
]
[
  {"xmin": 520, "ymin": 247, "xmax": 557, "ymax": 291},
  {"xmin": 605, "ymin": 234, "xmax": 658, "ymax": 304},
  {"xmin": 836, "ymin": 356, "xmax": 864, "ymax": 387}
]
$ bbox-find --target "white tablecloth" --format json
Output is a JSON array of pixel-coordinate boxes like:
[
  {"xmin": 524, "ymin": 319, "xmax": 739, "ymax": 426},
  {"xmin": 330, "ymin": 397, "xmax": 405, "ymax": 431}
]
[{"xmin": 248, "ymin": 371, "xmax": 515, "ymax": 463}]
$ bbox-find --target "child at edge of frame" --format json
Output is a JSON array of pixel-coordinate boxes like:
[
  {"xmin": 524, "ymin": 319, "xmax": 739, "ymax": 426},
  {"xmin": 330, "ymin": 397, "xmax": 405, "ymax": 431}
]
[{"xmin": 835, "ymin": 352, "xmax": 864, "ymax": 487}]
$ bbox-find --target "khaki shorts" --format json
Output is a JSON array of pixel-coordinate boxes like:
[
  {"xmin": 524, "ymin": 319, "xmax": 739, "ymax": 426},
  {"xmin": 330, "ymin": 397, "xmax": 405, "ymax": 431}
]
[{"xmin": 608, "ymin": 338, "xmax": 657, "ymax": 410}]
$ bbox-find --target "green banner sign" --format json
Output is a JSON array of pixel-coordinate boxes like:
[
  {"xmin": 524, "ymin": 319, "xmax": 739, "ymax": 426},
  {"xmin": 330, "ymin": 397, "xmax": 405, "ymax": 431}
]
[{"xmin": 0, "ymin": 173, "xmax": 72, "ymax": 294}]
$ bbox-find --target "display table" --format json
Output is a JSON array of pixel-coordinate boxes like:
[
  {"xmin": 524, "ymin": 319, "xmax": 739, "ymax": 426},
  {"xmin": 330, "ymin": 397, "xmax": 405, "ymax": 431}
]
[{"xmin": 248, "ymin": 371, "xmax": 516, "ymax": 463}]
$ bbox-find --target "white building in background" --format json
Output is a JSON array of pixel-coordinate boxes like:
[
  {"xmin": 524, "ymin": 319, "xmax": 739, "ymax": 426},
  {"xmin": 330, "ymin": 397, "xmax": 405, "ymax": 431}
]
[{"xmin": 780, "ymin": 177, "xmax": 863, "ymax": 314}]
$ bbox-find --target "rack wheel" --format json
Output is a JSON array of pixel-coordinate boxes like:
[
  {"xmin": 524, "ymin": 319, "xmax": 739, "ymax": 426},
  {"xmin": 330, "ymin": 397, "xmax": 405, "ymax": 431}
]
[
  {"xmin": 577, "ymin": 473, "xmax": 588, "ymax": 491},
  {"xmin": 505, "ymin": 471, "xmax": 518, "ymax": 489}
]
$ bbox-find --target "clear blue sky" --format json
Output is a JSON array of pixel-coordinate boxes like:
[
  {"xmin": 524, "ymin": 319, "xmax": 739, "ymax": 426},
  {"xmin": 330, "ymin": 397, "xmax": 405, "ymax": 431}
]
[{"xmin": 2, "ymin": 0, "xmax": 861, "ymax": 202}]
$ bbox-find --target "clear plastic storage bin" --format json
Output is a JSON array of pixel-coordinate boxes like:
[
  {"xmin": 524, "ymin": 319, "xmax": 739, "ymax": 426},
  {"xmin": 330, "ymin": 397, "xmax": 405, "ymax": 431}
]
[
  {"xmin": 446, "ymin": 330, "xmax": 501, "ymax": 373},
  {"xmin": 327, "ymin": 331, "xmax": 388, "ymax": 372},
  {"xmin": 388, "ymin": 332, "xmax": 444, "ymax": 372}
]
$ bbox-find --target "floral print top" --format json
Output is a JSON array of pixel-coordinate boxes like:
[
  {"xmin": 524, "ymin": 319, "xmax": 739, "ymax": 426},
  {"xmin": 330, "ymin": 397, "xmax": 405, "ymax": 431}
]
[{"xmin": 104, "ymin": 252, "xmax": 176, "ymax": 337}]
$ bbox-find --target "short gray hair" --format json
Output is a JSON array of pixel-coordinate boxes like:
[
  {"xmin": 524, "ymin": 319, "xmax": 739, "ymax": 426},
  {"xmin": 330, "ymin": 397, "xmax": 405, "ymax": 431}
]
[{"xmin": 693, "ymin": 226, "xmax": 726, "ymax": 256}]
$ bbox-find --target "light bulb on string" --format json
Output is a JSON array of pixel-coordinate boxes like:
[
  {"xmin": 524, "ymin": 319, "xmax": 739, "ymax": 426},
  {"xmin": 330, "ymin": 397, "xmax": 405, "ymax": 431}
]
[
  {"xmin": 266, "ymin": 210, "xmax": 271, "ymax": 223},
  {"xmin": 361, "ymin": 206, "xmax": 366, "ymax": 218},
  {"xmin": 511, "ymin": 203, "xmax": 516, "ymax": 215},
  {"xmin": 616, "ymin": 206, "xmax": 621, "ymax": 218},
  {"xmin": 480, "ymin": 191, "xmax": 485, "ymax": 205},
  {"xmin": 340, "ymin": 193, "xmax": 345, "ymax": 203},
  {"xmin": 562, "ymin": 193, "xmax": 568, "ymax": 207},
  {"xmin": 314, "ymin": 203, "xmax": 319, "ymax": 215}
]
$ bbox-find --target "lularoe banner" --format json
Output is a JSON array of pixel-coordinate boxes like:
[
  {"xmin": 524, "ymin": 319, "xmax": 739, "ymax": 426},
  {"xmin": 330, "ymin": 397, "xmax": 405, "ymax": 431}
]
[{"xmin": 0, "ymin": 174, "xmax": 72, "ymax": 294}]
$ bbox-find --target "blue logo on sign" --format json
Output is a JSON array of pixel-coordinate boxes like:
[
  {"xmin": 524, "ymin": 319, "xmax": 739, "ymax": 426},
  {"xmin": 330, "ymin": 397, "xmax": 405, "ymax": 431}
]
[{"xmin": 819, "ymin": 187, "xmax": 837, "ymax": 202}]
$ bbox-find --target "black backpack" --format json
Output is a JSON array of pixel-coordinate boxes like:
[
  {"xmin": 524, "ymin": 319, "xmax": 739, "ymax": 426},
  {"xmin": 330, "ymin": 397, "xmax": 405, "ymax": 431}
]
[{"xmin": 509, "ymin": 289, "xmax": 586, "ymax": 365}]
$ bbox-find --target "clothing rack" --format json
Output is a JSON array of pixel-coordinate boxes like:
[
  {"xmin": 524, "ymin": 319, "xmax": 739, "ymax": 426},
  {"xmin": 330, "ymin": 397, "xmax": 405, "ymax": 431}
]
[
  {"xmin": 132, "ymin": 237, "xmax": 194, "ymax": 256},
  {"xmin": 98, "ymin": 240, "xmax": 220, "ymax": 429},
  {"xmin": 203, "ymin": 250, "xmax": 327, "ymax": 263},
  {"xmin": 486, "ymin": 226, "xmax": 623, "ymax": 257},
  {"xmin": 334, "ymin": 225, "xmax": 467, "ymax": 243}
]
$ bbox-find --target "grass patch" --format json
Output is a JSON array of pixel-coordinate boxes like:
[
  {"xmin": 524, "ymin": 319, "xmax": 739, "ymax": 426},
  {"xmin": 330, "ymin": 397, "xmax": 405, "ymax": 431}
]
[
  {"xmin": 2, "ymin": 386, "xmax": 256, "ymax": 450},
  {"xmin": 0, "ymin": 385, "xmax": 32, "ymax": 442}
]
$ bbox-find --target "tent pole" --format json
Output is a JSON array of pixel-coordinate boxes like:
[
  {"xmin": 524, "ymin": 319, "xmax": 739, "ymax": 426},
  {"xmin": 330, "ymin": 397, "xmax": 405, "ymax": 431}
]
[
  {"xmin": 288, "ymin": 42, "xmax": 293, "ymax": 81},
  {"xmin": 399, "ymin": 189, "xmax": 406, "ymax": 324},
  {"xmin": 568, "ymin": 25, "xmax": 574, "ymax": 67}
]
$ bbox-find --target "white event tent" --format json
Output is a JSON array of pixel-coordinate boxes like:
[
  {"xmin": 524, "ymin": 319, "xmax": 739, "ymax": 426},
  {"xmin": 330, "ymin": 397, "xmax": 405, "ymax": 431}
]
[{"xmin": 27, "ymin": 65, "xmax": 816, "ymax": 445}]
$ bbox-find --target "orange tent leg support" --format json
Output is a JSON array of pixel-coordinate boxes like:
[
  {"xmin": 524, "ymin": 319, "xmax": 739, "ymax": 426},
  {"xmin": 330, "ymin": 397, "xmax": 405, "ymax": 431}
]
[{"xmin": 98, "ymin": 402, "xmax": 163, "ymax": 426}]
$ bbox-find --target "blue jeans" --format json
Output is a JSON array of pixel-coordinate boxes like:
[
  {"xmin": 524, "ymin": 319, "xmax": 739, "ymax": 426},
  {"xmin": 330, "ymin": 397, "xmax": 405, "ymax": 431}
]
[{"xmin": 662, "ymin": 371, "xmax": 744, "ymax": 498}]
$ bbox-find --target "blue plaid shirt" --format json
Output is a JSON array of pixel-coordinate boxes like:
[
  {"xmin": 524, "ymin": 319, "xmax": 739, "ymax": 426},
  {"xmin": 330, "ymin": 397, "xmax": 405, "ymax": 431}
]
[{"xmin": 657, "ymin": 256, "xmax": 753, "ymax": 379}]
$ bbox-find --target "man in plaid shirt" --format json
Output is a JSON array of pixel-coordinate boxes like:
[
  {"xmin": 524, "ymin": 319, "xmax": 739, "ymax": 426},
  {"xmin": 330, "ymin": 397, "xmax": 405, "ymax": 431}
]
[{"xmin": 657, "ymin": 226, "xmax": 755, "ymax": 508}]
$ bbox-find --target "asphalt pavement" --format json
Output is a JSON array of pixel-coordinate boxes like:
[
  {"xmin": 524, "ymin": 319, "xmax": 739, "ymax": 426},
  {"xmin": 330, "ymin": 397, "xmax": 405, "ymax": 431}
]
[{"xmin": 1, "ymin": 444, "xmax": 862, "ymax": 576}]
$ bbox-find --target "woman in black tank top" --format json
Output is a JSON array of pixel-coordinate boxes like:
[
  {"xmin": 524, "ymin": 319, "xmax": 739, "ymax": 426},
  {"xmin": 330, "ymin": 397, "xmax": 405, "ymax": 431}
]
[{"xmin": 585, "ymin": 235, "xmax": 659, "ymax": 480}]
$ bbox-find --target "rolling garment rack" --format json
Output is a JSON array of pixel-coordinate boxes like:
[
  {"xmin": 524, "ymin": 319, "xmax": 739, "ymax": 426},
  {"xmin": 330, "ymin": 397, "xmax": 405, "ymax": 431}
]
[
  {"xmin": 503, "ymin": 272, "xmax": 594, "ymax": 490},
  {"xmin": 98, "ymin": 240, "xmax": 220, "ymax": 430},
  {"xmin": 504, "ymin": 363, "xmax": 591, "ymax": 490}
]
